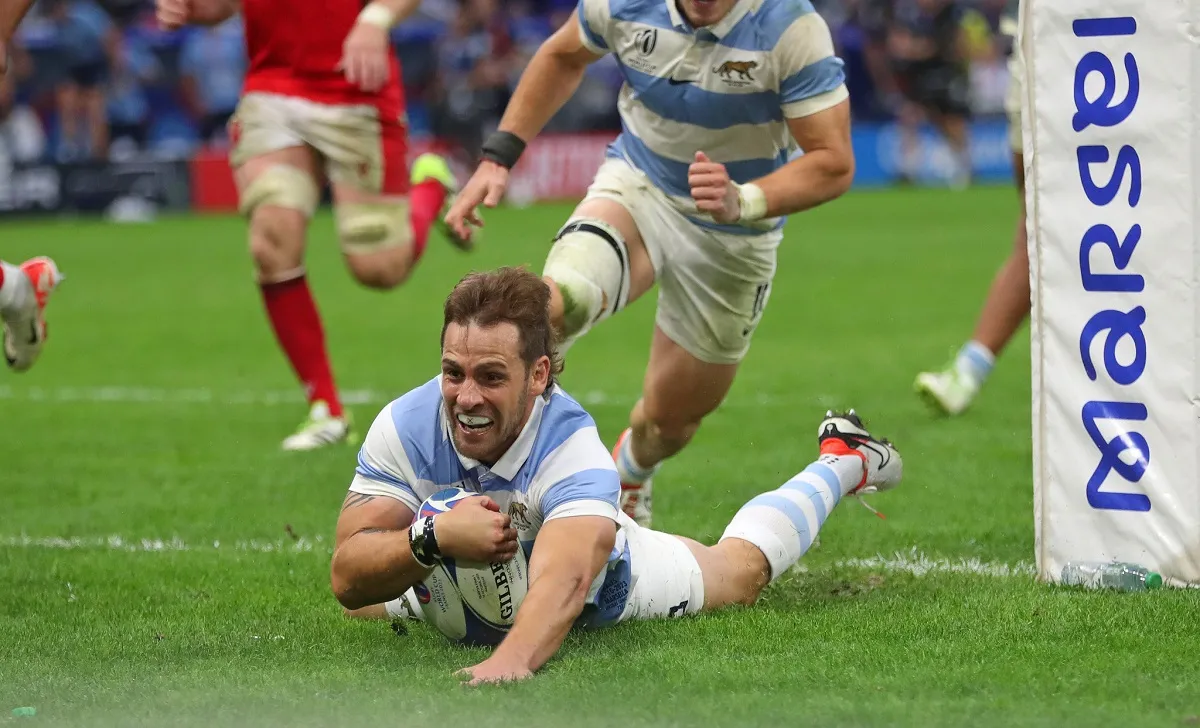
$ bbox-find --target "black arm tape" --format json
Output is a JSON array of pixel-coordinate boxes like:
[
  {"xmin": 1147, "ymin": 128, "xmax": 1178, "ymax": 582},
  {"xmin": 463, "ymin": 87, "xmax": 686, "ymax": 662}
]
[
  {"xmin": 481, "ymin": 131, "xmax": 527, "ymax": 169},
  {"xmin": 408, "ymin": 515, "xmax": 441, "ymax": 567}
]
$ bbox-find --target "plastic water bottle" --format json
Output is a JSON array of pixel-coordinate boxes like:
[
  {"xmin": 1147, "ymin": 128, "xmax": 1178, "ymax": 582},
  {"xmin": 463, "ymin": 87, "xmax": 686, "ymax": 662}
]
[{"xmin": 1060, "ymin": 561, "xmax": 1163, "ymax": 591}]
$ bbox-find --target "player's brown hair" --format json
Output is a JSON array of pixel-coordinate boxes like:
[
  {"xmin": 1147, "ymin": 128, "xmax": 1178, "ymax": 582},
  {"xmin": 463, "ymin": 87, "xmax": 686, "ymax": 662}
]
[{"xmin": 441, "ymin": 266, "xmax": 564, "ymax": 388}]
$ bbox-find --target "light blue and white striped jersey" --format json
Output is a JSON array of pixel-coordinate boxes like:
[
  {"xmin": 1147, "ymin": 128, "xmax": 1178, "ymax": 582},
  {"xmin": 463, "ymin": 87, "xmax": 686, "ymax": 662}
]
[
  {"xmin": 349, "ymin": 376, "xmax": 633, "ymax": 627},
  {"xmin": 577, "ymin": 0, "xmax": 849, "ymax": 235}
]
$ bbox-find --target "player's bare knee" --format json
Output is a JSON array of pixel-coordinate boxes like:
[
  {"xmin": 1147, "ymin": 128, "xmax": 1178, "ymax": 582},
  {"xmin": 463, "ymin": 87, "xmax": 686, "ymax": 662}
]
[
  {"xmin": 240, "ymin": 163, "xmax": 317, "ymax": 279},
  {"xmin": 248, "ymin": 207, "xmax": 305, "ymax": 278},
  {"xmin": 336, "ymin": 201, "xmax": 414, "ymax": 289},
  {"xmin": 640, "ymin": 405, "xmax": 702, "ymax": 450},
  {"xmin": 542, "ymin": 218, "xmax": 632, "ymax": 354},
  {"xmin": 345, "ymin": 250, "xmax": 411, "ymax": 290}
]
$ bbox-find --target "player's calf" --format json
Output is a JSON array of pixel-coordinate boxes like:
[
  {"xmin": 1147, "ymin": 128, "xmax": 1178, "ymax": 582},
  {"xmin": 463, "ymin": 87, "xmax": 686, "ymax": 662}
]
[{"xmin": 714, "ymin": 410, "xmax": 903, "ymax": 587}]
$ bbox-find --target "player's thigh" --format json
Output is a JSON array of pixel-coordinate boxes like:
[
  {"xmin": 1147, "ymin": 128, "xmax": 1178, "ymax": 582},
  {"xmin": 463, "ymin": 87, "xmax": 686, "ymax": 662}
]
[
  {"xmin": 647, "ymin": 226, "xmax": 778, "ymax": 421},
  {"xmin": 567, "ymin": 200, "xmax": 656, "ymax": 306},
  {"xmin": 319, "ymin": 108, "xmax": 414, "ymax": 281},
  {"xmin": 642, "ymin": 327, "xmax": 739, "ymax": 430},
  {"xmin": 230, "ymin": 93, "xmax": 323, "ymax": 235},
  {"xmin": 619, "ymin": 518, "xmax": 705, "ymax": 622}
]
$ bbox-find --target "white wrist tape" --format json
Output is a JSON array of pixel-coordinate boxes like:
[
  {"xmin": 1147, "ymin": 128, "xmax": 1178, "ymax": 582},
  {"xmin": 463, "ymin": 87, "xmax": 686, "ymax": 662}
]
[
  {"xmin": 735, "ymin": 182, "xmax": 768, "ymax": 223},
  {"xmin": 357, "ymin": 2, "xmax": 396, "ymax": 29}
]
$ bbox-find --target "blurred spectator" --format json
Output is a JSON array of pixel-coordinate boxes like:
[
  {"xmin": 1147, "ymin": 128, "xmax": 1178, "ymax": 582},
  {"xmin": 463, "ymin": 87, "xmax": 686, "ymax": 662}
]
[
  {"xmin": 106, "ymin": 26, "xmax": 160, "ymax": 158},
  {"xmin": 1, "ymin": 0, "xmax": 1020, "ymax": 181},
  {"xmin": 430, "ymin": 0, "xmax": 515, "ymax": 161},
  {"xmin": 45, "ymin": 0, "xmax": 120, "ymax": 160},
  {"xmin": 178, "ymin": 16, "xmax": 245, "ymax": 149},
  {"xmin": 888, "ymin": 0, "xmax": 980, "ymax": 187},
  {"xmin": 0, "ymin": 47, "xmax": 46, "ymax": 164}
]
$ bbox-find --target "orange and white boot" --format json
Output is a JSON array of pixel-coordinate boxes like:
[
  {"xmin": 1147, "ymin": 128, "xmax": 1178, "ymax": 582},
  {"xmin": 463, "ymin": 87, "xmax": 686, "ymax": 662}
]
[
  {"xmin": 2, "ymin": 256, "xmax": 64, "ymax": 372},
  {"xmin": 612, "ymin": 427, "xmax": 656, "ymax": 527},
  {"xmin": 816, "ymin": 409, "xmax": 903, "ymax": 496}
]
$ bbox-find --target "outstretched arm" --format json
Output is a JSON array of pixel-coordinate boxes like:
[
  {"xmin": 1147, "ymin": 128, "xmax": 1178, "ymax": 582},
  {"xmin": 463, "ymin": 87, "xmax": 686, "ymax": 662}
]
[{"xmin": 459, "ymin": 515, "xmax": 616, "ymax": 685}]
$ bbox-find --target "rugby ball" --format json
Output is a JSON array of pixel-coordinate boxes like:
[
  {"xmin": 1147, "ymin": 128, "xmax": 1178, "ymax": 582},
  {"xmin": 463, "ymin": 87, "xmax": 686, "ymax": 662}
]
[{"xmin": 412, "ymin": 488, "xmax": 529, "ymax": 647}]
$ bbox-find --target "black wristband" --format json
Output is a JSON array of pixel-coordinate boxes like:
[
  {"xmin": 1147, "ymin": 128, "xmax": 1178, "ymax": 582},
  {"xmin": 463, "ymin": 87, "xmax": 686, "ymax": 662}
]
[
  {"xmin": 481, "ymin": 130, "xmax": 527, "ymax": 169},
  {"xmin": 408, "ymin": 516, "xmax": 441, "ymax": 567}
]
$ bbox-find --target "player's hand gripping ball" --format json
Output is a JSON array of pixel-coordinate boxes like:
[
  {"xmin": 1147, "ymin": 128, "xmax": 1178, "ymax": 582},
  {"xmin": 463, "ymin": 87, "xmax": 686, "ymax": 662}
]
[{"xmin": 412, "ymin": 488, "xmax": 529, "ymax": 646}]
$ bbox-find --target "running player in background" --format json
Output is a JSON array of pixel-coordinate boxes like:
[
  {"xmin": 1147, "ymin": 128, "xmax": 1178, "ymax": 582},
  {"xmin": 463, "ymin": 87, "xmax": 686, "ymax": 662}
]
[
  {"xmin": 156, "ymin": 0, "xmax": 468, "ymax": 450},
  {"xmin": 2, "ymin": 257, "xmax": 64, "ymax": 372},
  {"xmin": 445, "ymin": 0, "xmax": 856, "ymax": 527},
  {"xmin": 914, "ymin": 0, "xmax": 1026, "ymax": 416}
]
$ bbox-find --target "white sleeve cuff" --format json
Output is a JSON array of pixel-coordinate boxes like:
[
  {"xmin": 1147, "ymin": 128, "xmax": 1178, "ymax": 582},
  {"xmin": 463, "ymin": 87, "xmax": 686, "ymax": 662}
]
[
  {"xmin": 783, "ymin": 85, "xmax": 850, "ymax": 119},
  {"xmin": 349, "ymin": 474, "xmax": 422, "ymax": 513},
  {"xmin": 545, "ymin": 498, "xmax": 619, "ymax": 522}
]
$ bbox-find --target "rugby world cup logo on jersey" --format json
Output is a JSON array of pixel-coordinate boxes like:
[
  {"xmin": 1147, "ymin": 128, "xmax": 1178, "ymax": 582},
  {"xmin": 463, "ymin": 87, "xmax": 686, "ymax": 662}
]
[
  {"xmin": 626, "ymin": 28, "xmax": 659, "ymax": 73},
  {"xmin": 1069, "ymin": 15, "xmax": 1151, "ymax": 512}
]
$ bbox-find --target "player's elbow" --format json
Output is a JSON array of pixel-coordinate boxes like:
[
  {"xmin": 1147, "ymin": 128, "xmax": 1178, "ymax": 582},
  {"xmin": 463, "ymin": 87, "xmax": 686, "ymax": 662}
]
[
  {"xmin": 824, "ymin": 151, "xmax": 855, "ymax": 200},
  {"xmin": 329, "ymin": 556, "xmax": 368, "ymax": 610}
]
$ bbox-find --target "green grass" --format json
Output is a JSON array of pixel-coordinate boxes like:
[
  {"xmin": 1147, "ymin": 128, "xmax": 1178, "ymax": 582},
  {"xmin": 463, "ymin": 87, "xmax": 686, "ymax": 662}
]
[{"xmin": 2, "ymin": 187, "xmax": 1197, "ymax": 727}]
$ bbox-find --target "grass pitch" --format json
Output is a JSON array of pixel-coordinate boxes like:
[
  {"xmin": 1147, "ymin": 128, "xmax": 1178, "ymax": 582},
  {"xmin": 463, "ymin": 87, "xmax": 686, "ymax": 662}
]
[{"xmin": 2, "ymin": 187, "xmax": 1197, "ymax": 727}]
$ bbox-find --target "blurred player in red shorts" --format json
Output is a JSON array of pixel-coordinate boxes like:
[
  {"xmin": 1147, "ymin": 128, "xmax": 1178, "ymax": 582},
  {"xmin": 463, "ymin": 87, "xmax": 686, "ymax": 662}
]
[{"xmin": 157, "ymin": 0, "xmax": 468, "ymax": 450}]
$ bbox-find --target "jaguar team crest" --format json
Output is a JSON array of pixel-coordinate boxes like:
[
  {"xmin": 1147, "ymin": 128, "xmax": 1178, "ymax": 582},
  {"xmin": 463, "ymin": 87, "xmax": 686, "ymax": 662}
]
[
  {"xmin": 508, "ymin": 501, "xmax": 532, "ymax": 530},
  {"xmin": 713, "ymin": 60, "xmax": 758, "ymax": 84}
]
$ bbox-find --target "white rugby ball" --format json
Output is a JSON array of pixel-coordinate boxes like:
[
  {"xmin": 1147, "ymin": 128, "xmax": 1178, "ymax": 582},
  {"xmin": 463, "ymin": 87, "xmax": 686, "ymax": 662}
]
[{"xmin": 411, "ymin": 488, "xmax": 529, "ymax": 646}]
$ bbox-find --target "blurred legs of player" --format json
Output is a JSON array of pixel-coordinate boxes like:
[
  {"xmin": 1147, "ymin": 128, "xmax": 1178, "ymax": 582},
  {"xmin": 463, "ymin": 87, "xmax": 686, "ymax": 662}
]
[
  {"xmin": 915, "ymin": 155, "xmax": 1027, "ymax": 416},
  {"xmin": 542, "ymin": 159, "xmax": 775, "ymax": 527},
  {"xmin": 230, "ymin": 92, "xmax": 462, "ymax": 451},
  {"xmin": 1, "ymin": 256, "xmax": 64, "ymax": 372},
  {"xmin": 916, "ymin": 31, "xmax": 1028, "ymax": 416}
]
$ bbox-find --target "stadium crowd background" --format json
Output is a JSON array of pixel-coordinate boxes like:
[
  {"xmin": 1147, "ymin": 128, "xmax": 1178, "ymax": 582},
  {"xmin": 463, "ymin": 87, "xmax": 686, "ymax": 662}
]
[{"xmin": 0, "ymin": 0, "xmax": 1015, "ymax": 177}]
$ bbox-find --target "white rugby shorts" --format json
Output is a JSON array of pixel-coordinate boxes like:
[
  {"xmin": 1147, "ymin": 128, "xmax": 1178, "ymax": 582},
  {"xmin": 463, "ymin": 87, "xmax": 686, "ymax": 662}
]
[{"xmin": 580, "ymin": 158, "xmax": 780, "ymax": 365}]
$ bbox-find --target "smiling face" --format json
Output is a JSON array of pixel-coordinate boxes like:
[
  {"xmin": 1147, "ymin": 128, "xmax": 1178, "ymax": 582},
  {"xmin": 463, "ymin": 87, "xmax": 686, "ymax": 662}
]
[
  {"xmin": 676, "ymin": 0, "xmax": 739, "ymax": 28},
  {"xmin": 440, "ymin": 321, "xmax": 550, "ymax": 465}
]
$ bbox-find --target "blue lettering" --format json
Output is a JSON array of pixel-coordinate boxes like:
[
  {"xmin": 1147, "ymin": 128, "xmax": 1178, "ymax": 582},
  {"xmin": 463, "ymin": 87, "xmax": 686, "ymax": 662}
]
[
  {"xmin": 1072, "ymin": 51, "xmax": 1139, "ymax": 132},
  {"xmin": 1072, "ymin": 17, "xmax": 1150, "ymax": 513},
  {"xmin": 1073, "ymin": 17, "xmax": 1137, "ymax": 38},
  {"xmin": 1077, "ymin": 145, "xmax": 1141, "ymax": 206},
  {"xmin": 1080, "ymin": 224, "xmax": 1145, "ymax": 292},
  {"xmin": 1081, "ymin": 401, "xmax": 1151, "ymax": 512},
  {"xmin": 1079, "ymin": 307, "xmax": 1147, "ymax": 385}
]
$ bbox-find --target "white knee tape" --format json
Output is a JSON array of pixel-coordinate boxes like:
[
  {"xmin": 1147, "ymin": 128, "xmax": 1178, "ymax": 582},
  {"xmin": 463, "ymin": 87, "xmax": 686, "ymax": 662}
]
[
  {"xmin": 543, "ymin": 219, "xmax": 631, "ymax": 349},
  {"xmin": 239, "ymin": 164, "xmax": 320, "ymax": 219}
]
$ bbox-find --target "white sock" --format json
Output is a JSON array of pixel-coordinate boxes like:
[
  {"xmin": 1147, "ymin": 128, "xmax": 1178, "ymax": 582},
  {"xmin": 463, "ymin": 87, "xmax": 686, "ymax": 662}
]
[
  {"xmin": 719, "ymin": 454, "xmax": 862, "ymax": 581},
  {"xmin": 956, "ymin": 340, "xmax": 996, "ymax": 384},
  {"xmin": 0, "ymin": 261, "xmax": 29, "ymax": 316},
  {"xmin": 616, "ymin": 429, "xmax": 658, "ymax": 485},
  {"xmin": 385, "ymin": 589, "xmax": 424, "ymax": 621}
]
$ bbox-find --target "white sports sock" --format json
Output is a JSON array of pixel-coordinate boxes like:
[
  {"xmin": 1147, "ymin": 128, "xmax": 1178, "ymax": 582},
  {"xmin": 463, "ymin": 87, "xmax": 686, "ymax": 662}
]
[
  {"xmin": 615, "ymin": 429, "xmax": 658, "ymax": 484},
  {"xmin": 0, "ymin": 261, "xmax": 28, "ymax": 314},
  {"xmin": 385, "ymin": 589, "xmax": 424, "ymax": 621},
  {"xmin": 956, "ymin": 340, "xmax": 996, "ymax": 384},
  {"xmin": 719, "ymin": 454, "xmax": 862, "ymax": 582}
]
